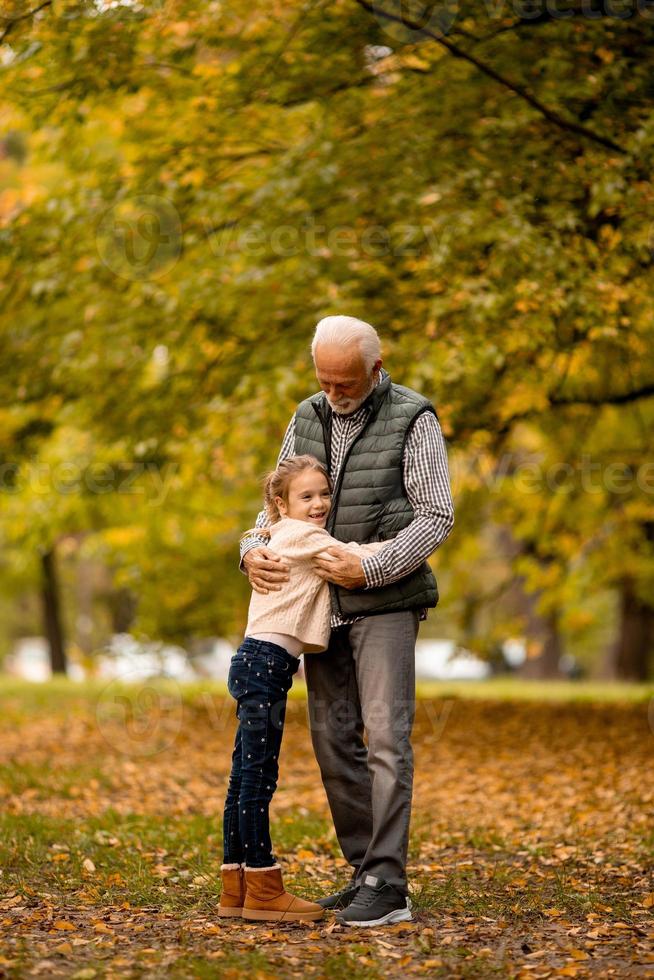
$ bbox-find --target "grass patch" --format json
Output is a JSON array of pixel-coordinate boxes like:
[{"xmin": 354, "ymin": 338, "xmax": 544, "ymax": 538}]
[
  {"xmin": 163, "ymin": 950, "xmax": 384, "ymax": 980},
  {"xmin": 167, "ymin": 950, "xmax": 277, "ymax": 979},
  {"xmin": 409, "ymin": 854, "xmax": 631, "ymax": 921},
  {"xmin": 321, "ymin": 951, "xmax": 384, "ymax": 979},
  {"xmin": 0, "ymin": 809, "xmax": 340, "ymax": 909},
  {"xmin": 0, "ymin": 811, "xmax": 222, "ymax": 909},
  {"xmin": 414, "ymin": 677, "xmax": 654, "ymax": 703},
  {"xmin": 13, "ymin": 806, "xmax": 620, "ymax": 922},
  {"xmin": 0, "ymin": 760, "xmax": 114, "ymax": 798},
  {"xmin": 1, "ymin": 676, "xmax": 653, "ymax": 713},
  {"xmin": 273, "ymin": 812, "xmax": 335, "ymax": 852}
]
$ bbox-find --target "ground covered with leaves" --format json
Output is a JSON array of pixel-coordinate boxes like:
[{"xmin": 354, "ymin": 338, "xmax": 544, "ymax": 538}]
[{"xmin": 0, "ymin": 679, "xmax": 652, "ymax": 978}]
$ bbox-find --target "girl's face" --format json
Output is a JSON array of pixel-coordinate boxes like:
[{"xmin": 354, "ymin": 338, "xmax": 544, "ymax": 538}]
[{"xmin": 275, "ymin": 469, "xmax": 331, "ymax": 527}]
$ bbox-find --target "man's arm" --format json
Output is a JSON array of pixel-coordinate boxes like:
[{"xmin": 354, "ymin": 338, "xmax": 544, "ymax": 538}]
[
  {"xmin": 239, "ymin": 416, "xmax": 296, "ymax": 569},
  {"xmin": 360, "ymin": 411, "xmax": 454, "ymax": 588},
  {"xmin": 312, "ymin": 411, "xmax": 454, "ymax": 590}
]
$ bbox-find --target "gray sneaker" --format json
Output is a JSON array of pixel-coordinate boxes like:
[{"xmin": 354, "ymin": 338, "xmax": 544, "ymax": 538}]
[
  {"xmin": 335, "ymin": 873, "xmax": 412, "ymax": 927},
  {"xmin": 316, "ymin": 873, "xmax": 359, "ymax": 910}
]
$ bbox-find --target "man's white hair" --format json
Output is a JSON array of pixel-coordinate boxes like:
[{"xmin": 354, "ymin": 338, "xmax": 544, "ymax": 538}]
[{"xmin": 311, "ymin": 315, "xmax": 382, "ymax": 370}]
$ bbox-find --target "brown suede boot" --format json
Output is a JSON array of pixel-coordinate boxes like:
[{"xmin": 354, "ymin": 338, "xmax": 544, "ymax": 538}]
[
  {"xmin": 218, "ymin": 863, "xmax": 245, "ymax": 917},
  {"xmin": 243, "ymin": 865, "xmax": 324, "ymax": 922}
]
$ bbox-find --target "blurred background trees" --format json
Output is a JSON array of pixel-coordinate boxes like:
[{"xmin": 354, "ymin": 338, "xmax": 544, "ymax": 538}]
[{"xmin": 1, "ymin": 0, "xmax": 653, "ymax": 678}]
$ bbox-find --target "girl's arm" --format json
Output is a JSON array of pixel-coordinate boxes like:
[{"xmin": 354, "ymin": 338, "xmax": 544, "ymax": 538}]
[
  {"xmin": 276, "ymin": 522, "xmax": 387, "ymax": 562},
  {"xmin": 275, "ymin": 522, "xmax": 343, "ymax": 561}
]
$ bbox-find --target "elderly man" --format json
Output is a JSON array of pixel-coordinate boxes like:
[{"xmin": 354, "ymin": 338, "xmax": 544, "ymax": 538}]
[{"xmin": 241, "ymin": 315, "xmax": 454, "ymax": 927}]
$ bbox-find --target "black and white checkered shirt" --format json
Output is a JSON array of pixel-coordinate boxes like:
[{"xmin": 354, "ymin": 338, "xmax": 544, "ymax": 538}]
[{"xmin": 240, "ymin": 370, "xmax": 455, "ymax": 627}]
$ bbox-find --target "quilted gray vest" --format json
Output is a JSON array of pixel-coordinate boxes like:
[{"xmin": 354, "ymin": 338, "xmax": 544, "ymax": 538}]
[{"xmin": 294, "ymin": 372, "xmax": 439, "ymax": 617}]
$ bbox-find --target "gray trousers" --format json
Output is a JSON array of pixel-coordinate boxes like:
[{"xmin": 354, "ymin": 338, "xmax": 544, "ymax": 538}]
[{"xmin": 304, "ymin": 609, "xmax": 420, "ymax": 896}]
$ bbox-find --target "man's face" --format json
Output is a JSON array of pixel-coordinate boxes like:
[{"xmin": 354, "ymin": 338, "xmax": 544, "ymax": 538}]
[{"xmin": 314, "ymin": 344, "xmax": 382, "ymax": 415}]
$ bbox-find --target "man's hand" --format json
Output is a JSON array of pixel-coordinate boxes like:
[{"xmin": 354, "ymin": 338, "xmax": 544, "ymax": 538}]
[
  {"xmin": 243, "ymin": 547, "xmax": 290, "ymax": 595},
  {"xmin": 312, "ymin": 547, "xmax": 366, "ymax": 589}
]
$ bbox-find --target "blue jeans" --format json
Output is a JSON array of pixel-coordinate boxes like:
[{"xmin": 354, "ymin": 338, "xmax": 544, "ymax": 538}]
[{"xmin": 222, "ymin": 638, "xmax": 300, "ymax": 866}]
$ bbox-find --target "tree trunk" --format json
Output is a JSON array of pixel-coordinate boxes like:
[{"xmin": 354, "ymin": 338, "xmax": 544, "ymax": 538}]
[
  {"xmin": 495, "ymin": 527, "xmax": 564, "ymax": 679},
  {"xmin": 518, "ymin": 609, "xmax": 563, "ymax": 680},
  {"xmin": 106, "ymin": 586, "xmax": 137, "ymax": 634},
  {"xmin": 40, "ymin": 546, "xmax": 67, "ymax": 675},
  {"xmin": 606, "ymin": 578, "xmax": 654, "ymax": 681}
]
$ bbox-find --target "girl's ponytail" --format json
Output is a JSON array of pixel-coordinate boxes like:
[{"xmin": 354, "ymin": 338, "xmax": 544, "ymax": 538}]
[{"xmin": 239, "ymin": 526, "xmax": 271, "ymax": 543}]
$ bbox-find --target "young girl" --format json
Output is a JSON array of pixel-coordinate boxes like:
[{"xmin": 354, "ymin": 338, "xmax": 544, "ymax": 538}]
[{"xmin": 218, "ymin": 455, "xmax": 385, "ymax": 923}]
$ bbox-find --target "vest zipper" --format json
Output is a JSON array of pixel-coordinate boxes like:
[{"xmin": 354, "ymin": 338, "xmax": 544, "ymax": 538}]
[
  {"xmin": 312, "ymin": 402, "xmax": 333, "ymax": 474},
  {"xmin": 324, "ymin": 405, "xmax": 375, "ymax": 617}
]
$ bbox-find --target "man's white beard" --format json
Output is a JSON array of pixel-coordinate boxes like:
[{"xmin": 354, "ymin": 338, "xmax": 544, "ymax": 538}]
[{"xmin": 327, "ymin": 377, "xmax": 377, "ymax": 416}]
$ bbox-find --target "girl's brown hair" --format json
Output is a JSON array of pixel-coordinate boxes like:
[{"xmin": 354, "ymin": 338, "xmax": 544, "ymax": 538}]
[{"xmin": 240, "ymin": 454, "xmax": 332, "ymax": 541}]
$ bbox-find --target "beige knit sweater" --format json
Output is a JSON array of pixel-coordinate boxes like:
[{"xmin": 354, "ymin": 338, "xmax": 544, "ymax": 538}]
[{"xmin": 244, "ymin": 517, "xmax": 386, "ymax": 653}]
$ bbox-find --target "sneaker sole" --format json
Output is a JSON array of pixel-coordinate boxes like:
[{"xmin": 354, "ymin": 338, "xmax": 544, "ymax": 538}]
[
  {"xmin": 338, "ymin": 906, "xmax": 413, "ymax": 928},
  {"xmin": 242, "ymin": 907, "xmax": 324, "ymax": 922}
]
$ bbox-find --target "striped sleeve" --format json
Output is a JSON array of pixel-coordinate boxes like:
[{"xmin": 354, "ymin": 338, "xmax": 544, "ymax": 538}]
[{"xmin": 360, "ymin": 411, "xmax": 454, "ymax": 588}]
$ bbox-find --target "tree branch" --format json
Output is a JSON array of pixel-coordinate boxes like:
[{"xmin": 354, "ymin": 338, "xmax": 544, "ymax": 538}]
[
  {"xmin": 0, "ymin": 0, "xmax": 52, "ymax": 44},
  {"xmin": 450, "ymin": 380, "xmax": 654, "ymax": 443},
  {"xmin": 550, "ymin": 382, "xmax": 654, "ymax": 407},
  {"xmin": 258, "ymin": 0, "xmax": 326, "ymax": 80},
  {"xmin": 474, "ymin": 6, "xmax": 602, "ymax": 43},
  {"xmin": 266, "ymin": 73, "xmax": 377, "ymax": 107},
  {"xmin": 353, "ymin": 0, "xmax": 625, "ymax": 154},
  {"xmin": 487, "ymin": 382, "xmax": 654, "ymax": 439},
  {"xmin": 475, "ymin": 10, "xmax": 557, "ymax": 43}
]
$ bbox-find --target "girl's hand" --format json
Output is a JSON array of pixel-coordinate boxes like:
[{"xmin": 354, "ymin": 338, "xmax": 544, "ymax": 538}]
[{"xmin": 243, "ymin": 547, "xmax": 290, "ymax": 595}]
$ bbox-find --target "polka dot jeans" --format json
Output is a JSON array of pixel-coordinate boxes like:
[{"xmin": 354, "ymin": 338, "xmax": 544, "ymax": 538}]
[{"xmin": 222, "ymin": 638, "xmax": 300, "ymax": 866}]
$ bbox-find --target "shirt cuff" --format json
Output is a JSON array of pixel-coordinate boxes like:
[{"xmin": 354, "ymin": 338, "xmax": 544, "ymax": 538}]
[
  {"xmin": 361, "ymin": 554, "xmax": 385, "ymax": 590},
  {"xmin": 239, "ymin": 536, "xmax": 266, "ymax": 574}
]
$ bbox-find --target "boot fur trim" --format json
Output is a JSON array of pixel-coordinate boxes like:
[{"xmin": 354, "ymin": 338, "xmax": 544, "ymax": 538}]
[
  {"xmin": 244, "ymin": 864, "xmax": 281, "ymax": 872},
  {"xmin": 221, "ymin": 863, "xmax": 241, "ymax": 871}
]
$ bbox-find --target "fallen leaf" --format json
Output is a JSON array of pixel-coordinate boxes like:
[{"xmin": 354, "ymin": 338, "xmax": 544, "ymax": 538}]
[{"xmin": 92, "ymin": 922, "xmax": 112, "ymax": 934}]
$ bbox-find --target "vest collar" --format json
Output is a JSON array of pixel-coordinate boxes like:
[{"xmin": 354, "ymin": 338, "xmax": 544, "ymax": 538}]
[{"xmin": 366, "ymin": 368, "xmax": 391, "ymax": 420}]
